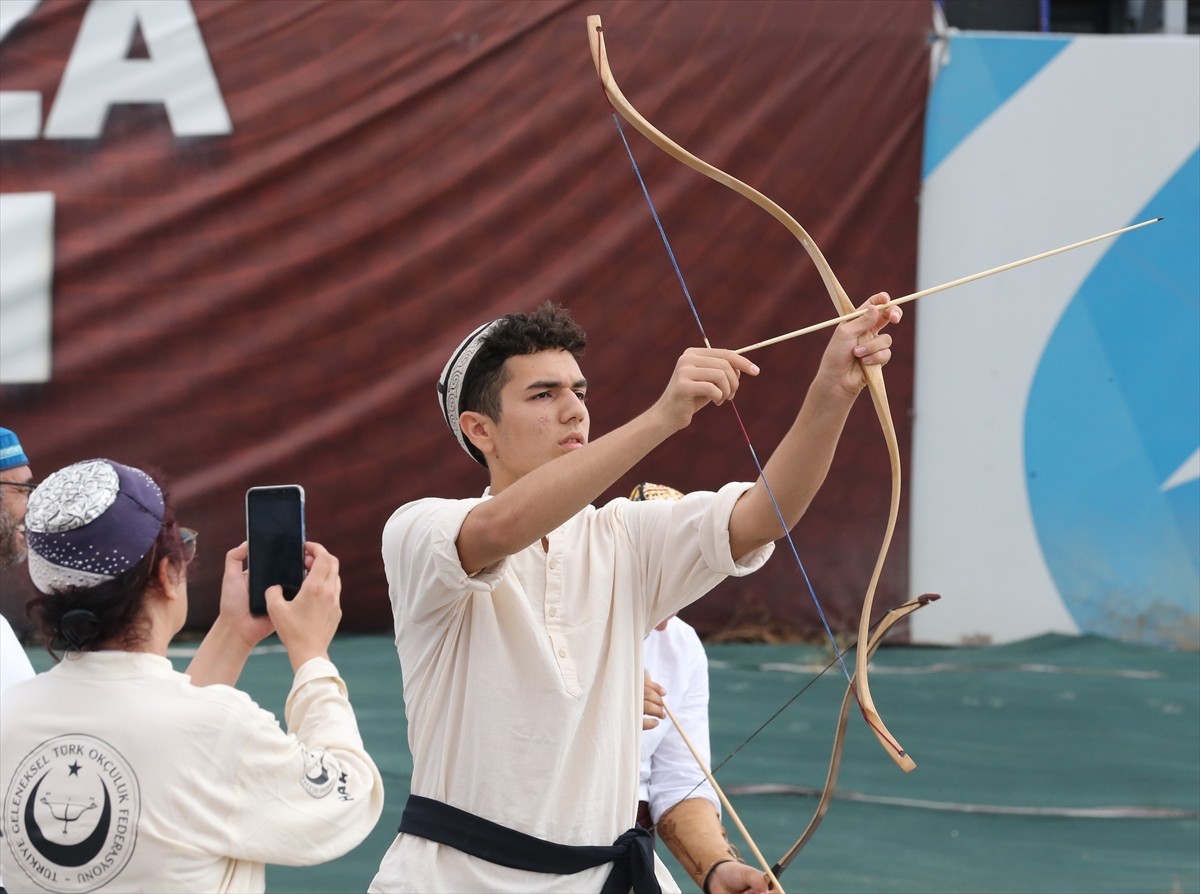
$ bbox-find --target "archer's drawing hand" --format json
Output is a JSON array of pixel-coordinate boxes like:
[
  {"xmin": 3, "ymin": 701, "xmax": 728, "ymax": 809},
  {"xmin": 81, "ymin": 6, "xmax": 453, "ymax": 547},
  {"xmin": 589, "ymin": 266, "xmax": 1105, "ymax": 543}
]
[{"xmin": 654, "ymin": 347, "xmax": 760, "ymax": 431}]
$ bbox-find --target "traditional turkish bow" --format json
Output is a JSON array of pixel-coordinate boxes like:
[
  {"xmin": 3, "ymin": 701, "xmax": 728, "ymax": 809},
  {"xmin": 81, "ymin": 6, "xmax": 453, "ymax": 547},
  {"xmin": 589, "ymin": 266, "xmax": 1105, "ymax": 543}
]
[
  {"xmin": 659, "ymin": 593, "xmax": 940, "ymax": 891},
  {"xmin": 586, "ymin": 15, "xmax": 915, "ymax": 774},
  {"xmin": 772, "ymin": 593, "xmax": 939, "ymax": 878}
]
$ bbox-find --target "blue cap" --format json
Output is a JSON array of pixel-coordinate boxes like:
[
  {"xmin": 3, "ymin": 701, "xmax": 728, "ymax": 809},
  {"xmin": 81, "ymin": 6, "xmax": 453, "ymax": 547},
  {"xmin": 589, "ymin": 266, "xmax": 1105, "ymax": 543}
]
[{"xmin": 0, "ymin": 427, "xmax": 29, "ymax": 472}]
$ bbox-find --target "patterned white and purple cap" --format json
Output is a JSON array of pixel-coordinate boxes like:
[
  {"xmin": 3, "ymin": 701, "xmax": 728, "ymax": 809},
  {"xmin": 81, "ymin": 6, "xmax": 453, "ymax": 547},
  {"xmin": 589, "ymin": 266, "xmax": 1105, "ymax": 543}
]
[
  {"xmin": 25, "ymin": 459, "xmax": 164, "ymax": 593},
  {"xmin": 436, "ymin": 318, "xmax": 501, "ymax": 466}
]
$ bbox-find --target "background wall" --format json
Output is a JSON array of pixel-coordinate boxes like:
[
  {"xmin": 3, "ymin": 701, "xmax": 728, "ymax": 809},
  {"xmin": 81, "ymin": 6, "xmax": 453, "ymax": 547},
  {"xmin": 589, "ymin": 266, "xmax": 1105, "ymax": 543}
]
[
  {"xmin": 5, "ymin": 1, "xmax": 1194, "ymax": 650},
  {"xmin": 911, "ymin": 30, "xmax": 1199, "ymax": 647},
  {"xmin": 0, "ymin": 0, "xmax": 929, "ymax": 638}
]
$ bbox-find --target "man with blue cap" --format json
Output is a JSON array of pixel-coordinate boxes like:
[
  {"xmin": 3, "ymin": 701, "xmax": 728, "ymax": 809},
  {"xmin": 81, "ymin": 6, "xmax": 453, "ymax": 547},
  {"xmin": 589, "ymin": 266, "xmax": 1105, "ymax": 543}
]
[
  {"xmin": 0, "ymin": 426, "xmax": 37, "ymax": 894},
  {"xmin": 0, "ymin": 426, "xmax": 34, "ymax": 570}
]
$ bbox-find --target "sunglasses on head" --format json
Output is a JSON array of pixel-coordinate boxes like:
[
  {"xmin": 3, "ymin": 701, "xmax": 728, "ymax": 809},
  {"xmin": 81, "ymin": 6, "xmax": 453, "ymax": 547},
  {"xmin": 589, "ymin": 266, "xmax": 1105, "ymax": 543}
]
[{"xmin": 180, "ymin": 527, "xmax": 199, "ymax": 564}]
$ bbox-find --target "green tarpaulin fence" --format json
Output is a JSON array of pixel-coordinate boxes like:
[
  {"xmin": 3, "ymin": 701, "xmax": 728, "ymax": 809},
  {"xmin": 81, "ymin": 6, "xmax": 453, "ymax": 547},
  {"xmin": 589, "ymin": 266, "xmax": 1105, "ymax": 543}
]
[{"xmin": 19, "ymin": 634, "xmax": 1199, "ymax": 893}]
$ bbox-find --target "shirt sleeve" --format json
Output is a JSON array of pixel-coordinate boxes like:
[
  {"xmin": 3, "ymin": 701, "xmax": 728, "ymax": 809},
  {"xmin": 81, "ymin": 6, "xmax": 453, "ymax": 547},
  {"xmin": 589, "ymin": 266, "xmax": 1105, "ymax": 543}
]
[
  {"xmin": 224, "ymin": 657, "xmax": 384, "ymax": 865},
  {"xmin": 382, "ymin": 496, "xmax": 507, "ymax": 624},
  {"xmin": 620, "ymin": 481, "xmax": 775, "ymax": 627},
  {"xmin": 695, "ymin": 481, "xmax": 774, "ymax": 576}
]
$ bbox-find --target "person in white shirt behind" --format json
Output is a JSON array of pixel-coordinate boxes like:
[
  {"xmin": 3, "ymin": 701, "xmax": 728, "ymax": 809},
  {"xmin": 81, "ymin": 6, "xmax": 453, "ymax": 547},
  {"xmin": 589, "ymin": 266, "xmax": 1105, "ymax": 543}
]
[
  {"xmin": 0, "ymin": 616, "xmax": 32, "ymax": 692},
  {"xmin": 0, "ymin": 458, "xmax": 384, "ymax": 893},
  {"xmin": 635, "ymin": 483, "xmax": 770, "ymax": 894}
]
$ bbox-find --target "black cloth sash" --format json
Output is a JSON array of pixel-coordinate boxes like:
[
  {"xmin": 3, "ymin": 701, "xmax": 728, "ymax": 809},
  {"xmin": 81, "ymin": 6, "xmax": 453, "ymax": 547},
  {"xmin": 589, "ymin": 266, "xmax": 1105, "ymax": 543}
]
[{"xmin": 398, "ymin": 794, "xmax": 661, "ymax": 894}]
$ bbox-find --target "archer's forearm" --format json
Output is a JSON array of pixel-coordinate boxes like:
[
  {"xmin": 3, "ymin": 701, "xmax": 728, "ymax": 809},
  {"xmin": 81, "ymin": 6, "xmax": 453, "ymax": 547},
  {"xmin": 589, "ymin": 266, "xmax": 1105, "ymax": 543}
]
[
  {"xmin": 456, "ymin": 407, "xmax": 677, "ymax": 573},
  {"xmin": 727, "ymin": 377, "xmax": 857, "ymax": 560}
]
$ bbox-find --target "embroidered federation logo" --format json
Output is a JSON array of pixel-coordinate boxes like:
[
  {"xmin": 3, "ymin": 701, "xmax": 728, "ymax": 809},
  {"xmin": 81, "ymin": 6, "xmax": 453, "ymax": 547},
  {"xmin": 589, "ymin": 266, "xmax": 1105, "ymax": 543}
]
[
  {"xmin": 299, "ymin": 748, "xmax": 338, "ymax": 799},
  {"xmin": 4, "ymin": 734, "xmax": 140, "ymax": 893}
]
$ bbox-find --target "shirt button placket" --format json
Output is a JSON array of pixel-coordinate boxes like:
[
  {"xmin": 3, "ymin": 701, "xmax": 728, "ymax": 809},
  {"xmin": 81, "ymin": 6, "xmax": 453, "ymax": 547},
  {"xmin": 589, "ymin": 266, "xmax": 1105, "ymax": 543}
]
[{"xmin": 546, "ymin": 550, "xmax": 563, "ymax": 660}]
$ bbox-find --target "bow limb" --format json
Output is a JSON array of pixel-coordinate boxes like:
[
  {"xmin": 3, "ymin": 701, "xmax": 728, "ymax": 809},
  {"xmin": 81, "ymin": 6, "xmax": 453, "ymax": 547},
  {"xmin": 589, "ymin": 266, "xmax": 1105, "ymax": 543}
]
[
  {"xmin": 855, "ymin": 366, "xmax": 914, "ymax": 771},
  {"xmin": 772, "ymin": 594, "xmax": 940, "ymax": 879},
  {"xmin": 587, "ymin": 15, "xmax": 853, "ymax": 331},
  {"xmin": 588, "ymin": 15, "xmax": 914, "ymax": 772}
]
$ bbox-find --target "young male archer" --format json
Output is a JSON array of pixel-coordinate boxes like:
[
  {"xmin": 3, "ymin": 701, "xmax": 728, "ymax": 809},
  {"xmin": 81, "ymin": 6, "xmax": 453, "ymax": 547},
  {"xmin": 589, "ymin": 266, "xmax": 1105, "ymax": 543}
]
[{"xmin": 370, "ymin": 296, "xmax": 900, "ymax": 894}]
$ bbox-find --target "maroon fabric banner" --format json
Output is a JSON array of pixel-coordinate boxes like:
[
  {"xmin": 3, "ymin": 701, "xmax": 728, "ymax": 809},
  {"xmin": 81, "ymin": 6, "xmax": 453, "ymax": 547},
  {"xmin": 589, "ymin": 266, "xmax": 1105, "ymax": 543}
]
[{"xmin": 1, "ymin": 0, "xmax": 930, "ymax": 639}]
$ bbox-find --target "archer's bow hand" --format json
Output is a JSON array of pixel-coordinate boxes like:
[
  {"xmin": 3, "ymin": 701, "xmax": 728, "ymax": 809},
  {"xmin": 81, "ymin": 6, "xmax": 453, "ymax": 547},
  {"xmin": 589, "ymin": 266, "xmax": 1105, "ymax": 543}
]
[{"xmin": 817, "ymin": 291, "xmax": 902, "ymax": 397}]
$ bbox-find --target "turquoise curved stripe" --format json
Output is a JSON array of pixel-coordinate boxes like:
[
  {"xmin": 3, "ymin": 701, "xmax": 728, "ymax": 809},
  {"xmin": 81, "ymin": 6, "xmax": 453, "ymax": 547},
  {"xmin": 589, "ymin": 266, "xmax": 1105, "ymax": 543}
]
[
  {"xmin": 923, "ymin": 34, "xmax": 1071, "ymax": 179},
  {"xmin": 1025, "ymin": 150, "xmax": 1200, "ymax": 646}
]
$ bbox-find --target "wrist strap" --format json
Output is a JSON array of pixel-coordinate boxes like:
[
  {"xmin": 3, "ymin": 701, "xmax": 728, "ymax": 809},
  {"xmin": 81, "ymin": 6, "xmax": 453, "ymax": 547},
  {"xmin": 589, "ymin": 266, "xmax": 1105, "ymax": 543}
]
[{"xmin": 702, "ymin": 858, "xmax": 741, "ymax": 894}]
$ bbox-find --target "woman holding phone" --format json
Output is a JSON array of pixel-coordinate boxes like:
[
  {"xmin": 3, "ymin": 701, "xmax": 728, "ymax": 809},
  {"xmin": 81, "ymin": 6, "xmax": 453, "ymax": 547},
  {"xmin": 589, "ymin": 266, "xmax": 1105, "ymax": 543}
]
[{"xmin": 0, "ymin": 458, "xmax": 383, "ymax": 893}]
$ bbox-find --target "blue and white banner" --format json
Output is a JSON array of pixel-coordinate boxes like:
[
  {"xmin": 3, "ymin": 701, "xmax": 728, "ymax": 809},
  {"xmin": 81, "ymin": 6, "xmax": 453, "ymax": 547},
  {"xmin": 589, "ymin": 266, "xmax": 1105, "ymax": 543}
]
[{"xmin": 911, "ymin": 32, "xmax": 1199, "ymax": 647}]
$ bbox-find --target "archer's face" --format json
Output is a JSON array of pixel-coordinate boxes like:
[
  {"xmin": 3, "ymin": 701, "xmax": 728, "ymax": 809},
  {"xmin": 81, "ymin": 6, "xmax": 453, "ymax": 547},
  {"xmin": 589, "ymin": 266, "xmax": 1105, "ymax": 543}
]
[{"xmin": 481, "ymin": 350, "xmax": 590, "ymax": 490}]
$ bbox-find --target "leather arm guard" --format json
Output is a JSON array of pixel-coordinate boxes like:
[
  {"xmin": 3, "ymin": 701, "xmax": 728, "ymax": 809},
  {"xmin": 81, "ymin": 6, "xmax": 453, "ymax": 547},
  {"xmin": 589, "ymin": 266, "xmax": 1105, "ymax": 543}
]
[{"xmin": 654, "ymin": 797, "xmax": 743, "ymax": 891}]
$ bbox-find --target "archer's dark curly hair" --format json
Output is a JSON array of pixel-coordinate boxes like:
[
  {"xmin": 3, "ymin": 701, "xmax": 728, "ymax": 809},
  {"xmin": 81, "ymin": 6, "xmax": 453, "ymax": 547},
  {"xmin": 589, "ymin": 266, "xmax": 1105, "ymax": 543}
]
[
  {"xmin": 460, "ymin": 301, "xmax": 588, "ymax": 426},
  {"xmin": 27, "ymin": 468, "xmax": 191, "ymax": 660}
]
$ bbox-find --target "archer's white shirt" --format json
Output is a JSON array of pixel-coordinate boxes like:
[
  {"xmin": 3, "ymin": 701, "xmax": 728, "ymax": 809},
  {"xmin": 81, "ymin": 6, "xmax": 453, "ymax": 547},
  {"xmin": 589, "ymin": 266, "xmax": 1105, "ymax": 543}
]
[
  {"xmin": 641, "ymin": 616, "xmax": 720, "ymax": 824},
  {"xmin": 370, "ymin": 483, "xmax": 771, "ymax": 893},
  {"xmin": 1, "ymin": 651, "xmax": 384, "ymax": 893}
]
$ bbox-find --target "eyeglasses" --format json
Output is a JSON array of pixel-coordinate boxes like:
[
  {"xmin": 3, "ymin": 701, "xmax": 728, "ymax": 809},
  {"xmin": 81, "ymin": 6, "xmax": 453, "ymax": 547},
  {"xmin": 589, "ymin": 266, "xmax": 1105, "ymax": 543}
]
[
  {"xmin": 180, "ymin": 527, "xmax": 199, "ymax": 564},
  {"xmin": 0, "ymin": 480, "xmax": 38, "ymax": 490}
]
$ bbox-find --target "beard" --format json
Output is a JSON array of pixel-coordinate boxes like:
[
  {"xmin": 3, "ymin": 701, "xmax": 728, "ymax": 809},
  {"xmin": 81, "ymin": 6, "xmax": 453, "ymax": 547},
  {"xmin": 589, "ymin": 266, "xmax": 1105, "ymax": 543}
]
[{"xmin": 0, "ymin": 508, "xmax": 26, "ymax": 569}]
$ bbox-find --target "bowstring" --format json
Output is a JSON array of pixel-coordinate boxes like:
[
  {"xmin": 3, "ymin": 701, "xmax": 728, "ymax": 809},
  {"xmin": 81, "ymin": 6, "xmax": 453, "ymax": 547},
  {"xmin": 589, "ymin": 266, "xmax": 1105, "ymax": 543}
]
[
  {"xmin": 670, "ymin": 601, "xmax": 900, "ymax": 807},
  {"xmin": 606, "ymin": 109, "xmax": 854, "ymax": 688}
]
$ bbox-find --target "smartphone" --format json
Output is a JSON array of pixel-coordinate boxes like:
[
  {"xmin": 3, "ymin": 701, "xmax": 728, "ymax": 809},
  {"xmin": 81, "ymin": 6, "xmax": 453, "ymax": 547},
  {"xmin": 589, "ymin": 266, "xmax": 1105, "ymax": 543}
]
[{"xmin": 246, "ymin": 485, "xmax": 306, "ymax": 616}]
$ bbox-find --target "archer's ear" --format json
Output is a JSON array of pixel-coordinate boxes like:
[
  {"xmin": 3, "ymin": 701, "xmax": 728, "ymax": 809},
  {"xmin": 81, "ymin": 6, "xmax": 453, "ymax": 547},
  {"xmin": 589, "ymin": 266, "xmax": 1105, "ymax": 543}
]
[{"xmin": 459, "ymin": 411, "xmax": 494, "ymax": 461}]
